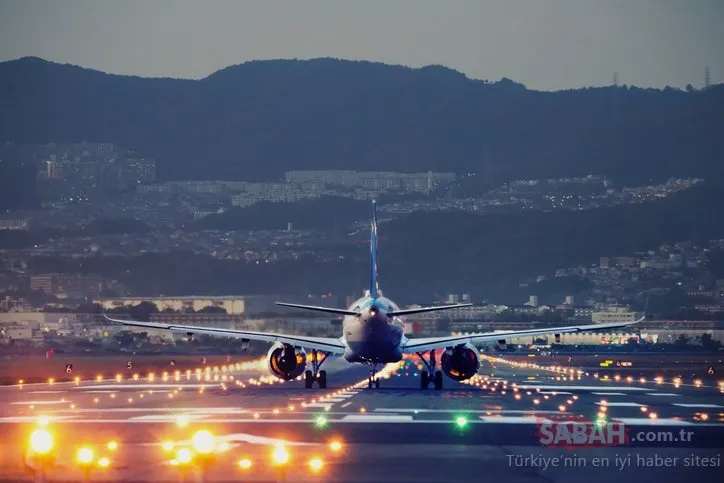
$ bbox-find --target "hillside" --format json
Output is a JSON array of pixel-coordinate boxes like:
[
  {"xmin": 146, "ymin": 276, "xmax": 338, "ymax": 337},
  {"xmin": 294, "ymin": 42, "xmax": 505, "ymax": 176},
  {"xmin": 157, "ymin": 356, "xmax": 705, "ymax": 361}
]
[{"xmin": 1, "ymin": 57, "xmax": 723, "ymax": 183}]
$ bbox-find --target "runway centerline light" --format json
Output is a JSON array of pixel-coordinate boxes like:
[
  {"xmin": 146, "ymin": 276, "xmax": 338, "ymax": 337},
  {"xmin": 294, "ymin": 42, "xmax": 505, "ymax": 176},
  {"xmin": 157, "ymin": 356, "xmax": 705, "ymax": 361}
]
[
  {"xmin": 192, "ymin": 429, "xmax": 215, "ymax": 455},
  {"xmin": 30, "ymin": 429, "xmax": 54, "ymax": 455},
  {"xmin": 76, "ymin": 447, "xmax": 94, "ymax": 465}
]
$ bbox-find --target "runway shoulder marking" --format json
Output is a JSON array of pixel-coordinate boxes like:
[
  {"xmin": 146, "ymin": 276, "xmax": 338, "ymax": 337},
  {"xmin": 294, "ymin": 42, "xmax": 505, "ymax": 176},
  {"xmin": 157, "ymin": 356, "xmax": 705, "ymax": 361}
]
[
  {"xmin": 341, "ymin": 415, "xmax": 413, "ymax": 422},
  {"xmin": 673, "ymin": 403, "xmax": 724, "ymax": 408},
  {"xmin": 645, "ymin": 393, "xmax": 681, "ymax": 397}
]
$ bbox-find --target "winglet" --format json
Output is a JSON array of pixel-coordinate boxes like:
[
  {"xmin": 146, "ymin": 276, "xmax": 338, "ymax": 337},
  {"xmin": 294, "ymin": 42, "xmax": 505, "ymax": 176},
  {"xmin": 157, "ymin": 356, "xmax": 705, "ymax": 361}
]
[{"xmin": 370, "ymin": 199, "xmax": 379, "ymax": 299}]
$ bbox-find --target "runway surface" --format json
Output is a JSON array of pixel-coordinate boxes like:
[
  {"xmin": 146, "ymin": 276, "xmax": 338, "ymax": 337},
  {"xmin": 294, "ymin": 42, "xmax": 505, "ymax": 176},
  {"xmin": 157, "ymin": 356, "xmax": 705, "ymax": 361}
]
[{"xmin": 0, "ymin": 355, "xmax": 722, "ymax": 482}]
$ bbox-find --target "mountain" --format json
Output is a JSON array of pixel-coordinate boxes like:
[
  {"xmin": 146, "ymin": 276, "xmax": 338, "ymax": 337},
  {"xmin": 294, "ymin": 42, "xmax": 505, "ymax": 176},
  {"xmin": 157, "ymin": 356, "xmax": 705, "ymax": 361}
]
[{"xmin": 1, "ymin": 56, "xmax": 723, "ymax": 183}]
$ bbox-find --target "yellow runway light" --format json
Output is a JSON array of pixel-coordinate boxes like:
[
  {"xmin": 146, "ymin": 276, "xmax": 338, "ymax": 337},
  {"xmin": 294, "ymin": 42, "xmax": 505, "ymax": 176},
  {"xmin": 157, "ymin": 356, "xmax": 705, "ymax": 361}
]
[
  {"xmin": 272, "ymin": 444, "xmax": 290, "ymax": 465},
  {"xmin": 30, "ymin": 429, "xmax": 54, "ymax": 455},
  {"xmin": 192, "ymin": 430, "xmax": 214, "ymax": 455},
  {"xmin": 76, "ymin": 447, "xmax": 94, "ymax": 465},
  {"xmin": 308, "ymin": 457, "xmax": 324, "ymax": 473},
  {"xmin": 329, "ymin": 440, "xmax": 343, "ymax": 453},
  {"xmin": 176, "ymin": 448, "xmax": 192, "ymax": 465}
]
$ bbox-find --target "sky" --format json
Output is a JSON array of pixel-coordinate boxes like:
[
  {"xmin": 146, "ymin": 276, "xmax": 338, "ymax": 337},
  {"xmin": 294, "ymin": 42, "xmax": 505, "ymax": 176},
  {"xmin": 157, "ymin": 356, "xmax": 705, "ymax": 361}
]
[{"xmin": 0, "ymin": 0, "xmax": 722, "ymax": 91}]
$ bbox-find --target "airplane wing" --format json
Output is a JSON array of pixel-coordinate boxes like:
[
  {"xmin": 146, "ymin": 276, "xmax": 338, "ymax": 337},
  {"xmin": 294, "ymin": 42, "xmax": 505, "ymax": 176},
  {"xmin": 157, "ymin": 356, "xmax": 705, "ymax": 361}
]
[
  {"xmin": 104, "ymin": 315, "xmax": 347, "ymax": 354},
  {"xmin": 388, "ymin": 303, "xmax": 472, "ymax": 317},
  {"xmin": 402, "ymin": 317, "xmax": 643, "ymax": 353}
]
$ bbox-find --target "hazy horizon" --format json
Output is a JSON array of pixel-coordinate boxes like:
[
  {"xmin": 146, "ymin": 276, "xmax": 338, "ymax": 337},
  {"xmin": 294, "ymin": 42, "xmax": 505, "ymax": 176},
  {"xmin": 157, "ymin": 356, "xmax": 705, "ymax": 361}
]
[{"xmin": 1, "ymin": 0, "xmax": 723, "ymax": 91}]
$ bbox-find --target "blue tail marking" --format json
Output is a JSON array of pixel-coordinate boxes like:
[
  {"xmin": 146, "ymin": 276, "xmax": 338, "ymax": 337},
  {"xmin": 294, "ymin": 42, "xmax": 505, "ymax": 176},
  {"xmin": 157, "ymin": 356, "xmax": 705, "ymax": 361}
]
[{"xmin": 369, "ymin": 199, "xmax": 379, "ymax": 299}]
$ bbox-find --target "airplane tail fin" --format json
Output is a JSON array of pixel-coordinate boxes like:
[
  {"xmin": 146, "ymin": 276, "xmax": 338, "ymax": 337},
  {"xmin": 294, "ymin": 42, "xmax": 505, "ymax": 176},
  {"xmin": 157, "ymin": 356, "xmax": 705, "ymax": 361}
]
[{"xmin": 369, "ymin": 199, "xmax": 379, "ymax": 299}]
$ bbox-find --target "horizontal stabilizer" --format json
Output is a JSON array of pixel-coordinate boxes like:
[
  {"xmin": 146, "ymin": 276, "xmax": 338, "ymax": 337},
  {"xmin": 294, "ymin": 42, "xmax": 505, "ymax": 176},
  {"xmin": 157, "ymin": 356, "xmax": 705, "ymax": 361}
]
[
  {"xmin": 274, "ymin": 302, "xmax": 359, "ymax": 316},
  {"xmin": 387, "ymin": 303, "xmax": 473, "ymax": 317}
]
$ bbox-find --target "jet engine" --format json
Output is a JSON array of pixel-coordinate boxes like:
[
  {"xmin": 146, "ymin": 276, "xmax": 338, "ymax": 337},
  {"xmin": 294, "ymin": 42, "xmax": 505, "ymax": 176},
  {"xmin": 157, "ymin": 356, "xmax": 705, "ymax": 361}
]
[
  {"xmin": 266, "ymin": 342, "xmax": 307, "ymax": 381},
  {"xmin": 441, "ymin": 343, "xmax": 480, "ymax": 381}
]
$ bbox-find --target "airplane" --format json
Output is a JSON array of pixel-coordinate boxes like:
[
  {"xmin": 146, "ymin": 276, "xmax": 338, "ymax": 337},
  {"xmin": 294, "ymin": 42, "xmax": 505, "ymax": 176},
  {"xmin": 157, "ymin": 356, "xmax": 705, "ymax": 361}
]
[{"xmin": 104, "ymin": 200, "xmax": 643, "ymax": 390}]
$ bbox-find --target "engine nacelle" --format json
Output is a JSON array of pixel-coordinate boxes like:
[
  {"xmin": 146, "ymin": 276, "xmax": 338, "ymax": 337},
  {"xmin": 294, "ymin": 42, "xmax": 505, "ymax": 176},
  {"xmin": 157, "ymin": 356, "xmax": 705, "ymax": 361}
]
[
  {"xmin": 266, "ymin": 342, "xmax": 307, "ymax": 381},
  {"xmin": 441, "ymin": 343, "xmax": 481, "ymax": 381}
]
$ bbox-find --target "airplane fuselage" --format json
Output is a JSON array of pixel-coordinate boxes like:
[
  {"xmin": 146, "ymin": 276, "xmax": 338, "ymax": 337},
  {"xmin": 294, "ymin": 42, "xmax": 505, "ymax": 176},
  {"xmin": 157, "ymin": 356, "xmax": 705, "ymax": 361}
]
[{"xmin": 341, "ymin": 295, "xmax": 407, "ymax": 364}]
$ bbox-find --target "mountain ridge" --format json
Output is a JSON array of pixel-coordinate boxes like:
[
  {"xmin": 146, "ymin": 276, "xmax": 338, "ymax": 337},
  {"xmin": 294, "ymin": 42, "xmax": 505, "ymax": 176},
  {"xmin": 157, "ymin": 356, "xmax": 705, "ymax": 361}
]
[{"xmin": 1, "ymin": 57, "xmax": 722, "ymax": 183}]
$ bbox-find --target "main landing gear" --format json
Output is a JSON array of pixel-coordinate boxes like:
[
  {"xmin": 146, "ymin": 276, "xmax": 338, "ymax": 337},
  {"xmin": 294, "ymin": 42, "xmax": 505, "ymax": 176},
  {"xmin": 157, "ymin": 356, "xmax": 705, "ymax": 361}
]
[
  {"xmin": 304, "ymin": 349, "xmax": 330, "ymax": 389},
  {"xmin": 417, "ymin": 350, "xmax": 443, "ymax": 390},
  {"xmin": 367, "ymin": 364, "xmax": 381, "ymax": 389}
]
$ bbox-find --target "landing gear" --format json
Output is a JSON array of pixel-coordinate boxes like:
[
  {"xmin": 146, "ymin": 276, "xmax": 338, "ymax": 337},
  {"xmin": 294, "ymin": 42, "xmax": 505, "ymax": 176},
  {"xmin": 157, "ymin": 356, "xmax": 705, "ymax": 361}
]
[
  {"xmin": 306, "ymin": 350, "xmax": 330, "ymax": 389},
  {"xmin": 367, "ymin": 364, "xmax": 380, "ymax": 388},
  {"xmin": 417, "ymin": 350, "xmax": 443, "ymax": 390}
]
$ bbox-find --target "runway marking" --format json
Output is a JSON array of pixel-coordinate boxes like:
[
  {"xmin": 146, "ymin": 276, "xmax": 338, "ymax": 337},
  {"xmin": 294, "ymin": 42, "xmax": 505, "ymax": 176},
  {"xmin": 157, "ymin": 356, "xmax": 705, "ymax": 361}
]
[
  {"xmin": 0, "ymin": 416, "xmax": 78, "ymax": 423},
  {"xmin": 592, "ymin": 392, "xmax": 627, "ymax": 396},
  {"xmin": 28, "ymin": 390, "xmax": 66, "ymax": 394},
  {"xmin": 319, "ymin": 398, "xmax": 346, "ymax": 403},
  {"xmin": 645, "ymin": 393, "xmax": 681, "ymax": 397},
  {"xmin": 375, "ymin": 408, "xmax": 563, "ymax": 415},
  {"xmin": 128, "ymin": 415, "xmax": 211, "ymax": 422},
  {"xmin": 539, "ymin": 391, "xmax": 572, "ymax": 395},
  {"xmin": 10, "ymin": 400, "xmax": 68, "ymax": 405},
  {"xmin": 342, "ymin": 415, "xmax": 413, "ymax": 422},
  {"xmin": 595, "ymin": 402, "xmax": 644, "ymax": 407},
  {"xmin": 614, "ymin": 418, "xmax": 695, "ymax": 426},
  {"xmin": 303, "ymin": 403, "xmax": 333, "ymax": 410},
  {"xmin": 479, "ymin": 416, "xmax": 540, "ymax": 424},
  {"xmin": 340, "ymin": 402, "xmax": 352, "ymax": 408},
  {"xmin": 75, "ymin": 384, "xmax": 214, "ymax": 390},
  {"xmin": 513, "ymin": 385, "xmax": 648, "ymax": 391},
  {"xmin": 673, "ymin": 404, "xmax": 724, "ymax": 408}
]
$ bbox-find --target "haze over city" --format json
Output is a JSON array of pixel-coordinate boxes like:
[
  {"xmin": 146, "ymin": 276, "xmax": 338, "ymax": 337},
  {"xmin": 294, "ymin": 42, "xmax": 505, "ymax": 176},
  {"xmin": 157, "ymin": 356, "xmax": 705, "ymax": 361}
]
[{"xmin": 1, "ymin": 0, "xmax": 723, "ymax": 90}]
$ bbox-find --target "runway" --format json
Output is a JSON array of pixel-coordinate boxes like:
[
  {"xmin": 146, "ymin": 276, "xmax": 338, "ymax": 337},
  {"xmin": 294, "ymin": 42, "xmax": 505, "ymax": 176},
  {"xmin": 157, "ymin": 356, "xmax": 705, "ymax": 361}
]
[{"xmin": 0, "ymin": 355, "xmax": 722, "ymax": 482}]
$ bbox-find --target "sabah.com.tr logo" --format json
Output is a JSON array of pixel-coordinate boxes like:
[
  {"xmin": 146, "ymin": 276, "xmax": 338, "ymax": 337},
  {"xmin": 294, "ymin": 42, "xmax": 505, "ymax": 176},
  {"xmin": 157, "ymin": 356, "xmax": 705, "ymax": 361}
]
[
  {"xmin": 536, "ymin": 414, "xmax": 629, "ymax": 448},
  {"xmin": 535, "ymin": 414, "xmax": 697, "ymax": 448}
]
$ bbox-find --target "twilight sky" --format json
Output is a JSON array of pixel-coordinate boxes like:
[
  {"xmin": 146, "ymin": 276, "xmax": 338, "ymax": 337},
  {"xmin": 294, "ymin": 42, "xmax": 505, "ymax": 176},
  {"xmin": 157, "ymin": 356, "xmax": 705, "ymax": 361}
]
[{"xmin": 1, "ymin": 0, "xmax": 721, "ymax": 91}]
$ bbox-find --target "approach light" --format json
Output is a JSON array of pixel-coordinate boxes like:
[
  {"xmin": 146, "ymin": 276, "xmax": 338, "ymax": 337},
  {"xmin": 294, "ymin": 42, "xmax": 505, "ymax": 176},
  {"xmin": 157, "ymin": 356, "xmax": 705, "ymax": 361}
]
[{"xmin": 29, "ymin": 429, "xmax": 54, "ymax": 455}]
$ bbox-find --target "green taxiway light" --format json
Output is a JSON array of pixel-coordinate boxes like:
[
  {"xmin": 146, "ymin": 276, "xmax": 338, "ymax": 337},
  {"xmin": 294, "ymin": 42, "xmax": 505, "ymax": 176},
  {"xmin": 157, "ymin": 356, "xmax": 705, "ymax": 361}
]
[
  {"xmin": 315, "ymin": 415, "xmax": 328, "ymax": 428},
  {"xmin": 455, "ymin": 416, "xmax": 468, "ymax": 429}
]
